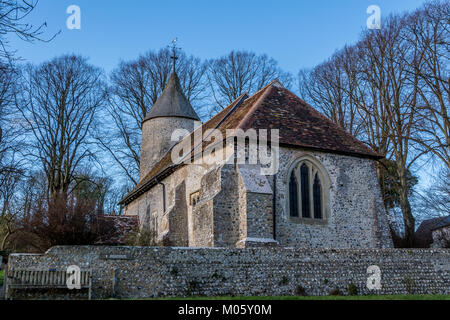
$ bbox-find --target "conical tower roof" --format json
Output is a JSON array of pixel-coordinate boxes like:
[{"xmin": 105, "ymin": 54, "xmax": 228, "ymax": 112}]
[{"xmin": 144, "ymin": 72, "xmax": 200, "ymax": 122}]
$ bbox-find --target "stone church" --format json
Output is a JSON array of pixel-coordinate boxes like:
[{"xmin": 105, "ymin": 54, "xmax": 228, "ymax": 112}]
[{"xmin": 119, "ymin": 70, "xmax": 392, "ymax": 249}]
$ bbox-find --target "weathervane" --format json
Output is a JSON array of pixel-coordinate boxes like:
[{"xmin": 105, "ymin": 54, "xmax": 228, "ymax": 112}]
[{"xmin": 169, "ymin": 37, "xmax": 180, "ymax": 73}]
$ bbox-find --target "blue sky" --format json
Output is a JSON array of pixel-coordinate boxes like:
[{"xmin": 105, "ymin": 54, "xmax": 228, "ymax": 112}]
[{"xmin": 9, "ymin": 0, "xmax": 428, "ymax": 74}]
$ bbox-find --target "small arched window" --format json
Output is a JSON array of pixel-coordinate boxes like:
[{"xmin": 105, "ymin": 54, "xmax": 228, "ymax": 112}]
[{"xmin": 288, "ymin": 158, "xmax": 328, "ymax": 221}]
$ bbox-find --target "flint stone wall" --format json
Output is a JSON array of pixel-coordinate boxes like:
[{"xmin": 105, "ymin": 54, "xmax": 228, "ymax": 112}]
[
  {"xmin": 6, "ymin": 246, "xmax": 449, "ymax": 299},
  {"xmin": 126, "ymin": 142, "xmax": 394, "ymax": 249},
  {"xmin": 274, "ymin": 148, "xmax": 392, "ymax": 249}
]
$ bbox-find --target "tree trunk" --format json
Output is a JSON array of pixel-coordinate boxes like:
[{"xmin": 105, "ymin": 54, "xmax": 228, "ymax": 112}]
[
  {"xmin": 398, "ymin": 168, "xmax": 415, "ymax": 246},
  {"xmin": 0, "ymin": 230, "xmax": 11, "ymax": 251}
]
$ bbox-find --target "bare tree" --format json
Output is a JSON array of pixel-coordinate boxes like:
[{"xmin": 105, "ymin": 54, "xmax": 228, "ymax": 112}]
[
  {"xmin": 0, "ymin": 165, "xmax": 23, "ymax": 250},
  {"xmin": 207, "ymin": 51, "xmax": 293, "ymax": 111},
  {"xmin": 361, "ymin": 16, "xmax": 423, "ymax": 245},
  {"xmin": 0, "ymin": 64, "xmax": 23, "ymax": 246},
  {"xmin": 17, "ymin": 55, "xmax": 106, "ymax": 198},
  {"xmin": 417, "ymin": 167, "xmax": 449, "ymax": 218},
  {"xmin": 298, "ymin": 46, "xmax": 363, "ymax": 137},
  {"xmin": 353, "ymin": 40, "xmax": 393, "ymax": 158},
  {"xmin": 71, "ymin": 171, "xmax": 113, "ymax": 215},
  {"xmin": 298, "ymin": 6, "xmax": 449, "ymax": 245},
  {"xmin": 97, "ymin": 48, "xmax": 206, "ymax": 186},
  {"xmin": 0, "ymin": 0, "xmax": 57, "ymax": 61},
  {"xmin": 405, "ymin": 1, "xmax": 449, "ymax": 167},
  {"xmin": 0, "ymin": 63, "xmax": 18, "ymax": 172}
]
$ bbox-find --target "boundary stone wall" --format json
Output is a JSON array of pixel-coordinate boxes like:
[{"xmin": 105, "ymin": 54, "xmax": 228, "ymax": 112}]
[{"xmin": 6, "ymin": 246, "xmax": 449, "ymax": 299}]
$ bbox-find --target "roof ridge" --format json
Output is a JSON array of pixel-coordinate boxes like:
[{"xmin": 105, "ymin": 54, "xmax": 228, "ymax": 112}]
[
  {"xmin": 237, "ymin": 83, "xmax": 276, "ymax": 130},
  {"xmin": 206, "ymin": 92, "xmax": 250, "ymax": 126},
  {"xmin": 251, "ymin": 78, "xmax": 282, "ymax": 96},
  {"xmin": 177, "ymin": 93, "xmax": 249, "ymax": 165}
]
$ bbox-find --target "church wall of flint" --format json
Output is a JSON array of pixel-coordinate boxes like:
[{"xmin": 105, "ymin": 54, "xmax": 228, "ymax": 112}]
[
  {"xmin": 124, "ymin": 162, "xmax": 211, "ymax": 246},
  {"xmin": 125, "ymin": 145, "xmax": 392, "ymax": 249},
  {"xmin": 274, "ymin": 147, "xmax": 392, "ymax": 248},
  {"xmin": 7, "ymin": 246, "xmax": 449, "ymax": 299},
  {"xmin": 245, "ymin": 192, "xmax": 274, "ymax": 240}
]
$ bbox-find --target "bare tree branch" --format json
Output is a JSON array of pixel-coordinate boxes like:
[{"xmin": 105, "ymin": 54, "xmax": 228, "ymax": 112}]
[{"xmin": 16, "ymin": 55, "xmax": 106, "ymax": 198}]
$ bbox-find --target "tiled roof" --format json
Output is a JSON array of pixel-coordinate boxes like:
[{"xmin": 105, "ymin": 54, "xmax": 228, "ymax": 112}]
[
  {"xmin": 416, "ymin": 215, "xmax": 450, "ymax": 239},
  {"xmin": 119, "ymin": 81, "xmax": 381, "ymax": 205},
  {"xmin": 415, "ymin": 215, "xmax": 450, "ymax": 247},
  {"xmin": 238, "ymin": 83, "xmax": 380, "ymax": 157},
  {"xmin": 431, "ymin": 216, "xmax": 450, "ymax": 230}
]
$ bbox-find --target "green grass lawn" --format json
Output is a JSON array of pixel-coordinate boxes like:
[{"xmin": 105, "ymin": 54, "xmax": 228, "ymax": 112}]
[
  {"xmin": 141, "ymin": 294, "xmax": 449, "ymax": 301},
  {"xmin": 0, "ymin": 269, "xmax": 4, "ymax": 286}
]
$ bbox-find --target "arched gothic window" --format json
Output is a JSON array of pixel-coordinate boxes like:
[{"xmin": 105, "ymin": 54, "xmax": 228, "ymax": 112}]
[{"xmin": 288, "ymin": 158, "xmax": 327, "ymax": 221}]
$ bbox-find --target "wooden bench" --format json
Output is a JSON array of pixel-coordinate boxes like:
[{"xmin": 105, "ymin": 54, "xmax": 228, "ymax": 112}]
[{"xmin": 4, "ymin": 269, "xmax": 92, "ymax": 300}]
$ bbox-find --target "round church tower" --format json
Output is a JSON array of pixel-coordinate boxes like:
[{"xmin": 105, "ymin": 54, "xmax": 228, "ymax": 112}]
[{"xmin": 140, "ymin": 72, "xmax": 200, "ymax": 181}]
